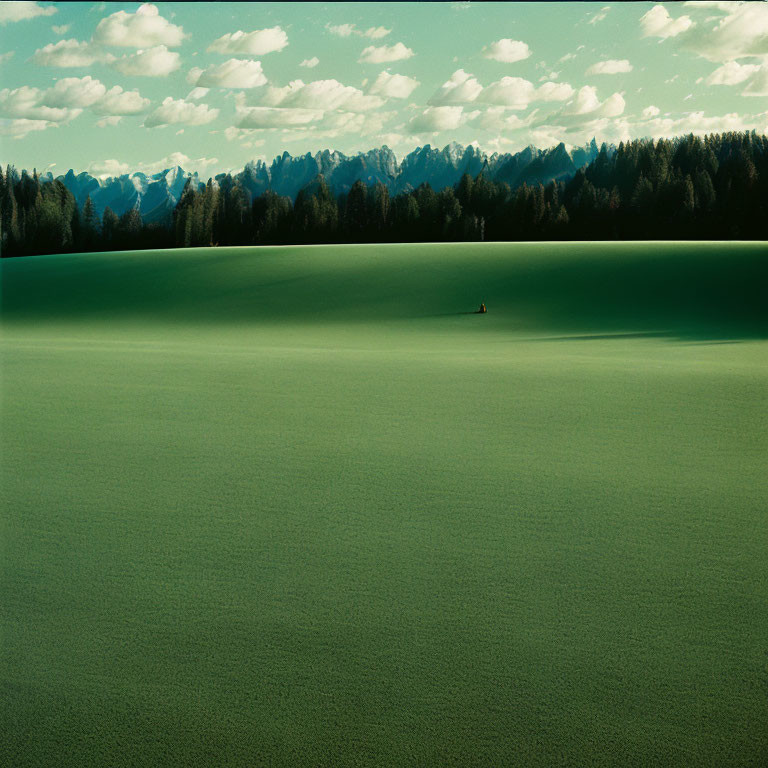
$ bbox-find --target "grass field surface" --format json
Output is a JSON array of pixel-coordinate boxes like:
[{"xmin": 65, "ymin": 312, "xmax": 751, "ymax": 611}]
[{"xmin": 2, "ymin": 242, "xmax": 767, "ymax": 766}]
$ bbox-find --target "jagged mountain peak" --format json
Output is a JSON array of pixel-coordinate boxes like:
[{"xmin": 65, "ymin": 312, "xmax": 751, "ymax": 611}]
[{"xmin": 44, "ymin": 139, "xmax": 609, "ymax": 223}]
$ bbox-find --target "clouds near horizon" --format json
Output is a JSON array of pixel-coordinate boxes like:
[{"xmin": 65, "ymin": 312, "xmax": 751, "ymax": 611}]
[{"xmin": 4, "ymin": 1, "xmax": 766, "ymax": 167}]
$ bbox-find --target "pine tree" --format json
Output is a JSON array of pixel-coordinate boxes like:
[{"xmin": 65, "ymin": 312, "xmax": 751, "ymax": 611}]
[
  {"xmin": 225, "ymin": 182, "xmax": 249, "ymax": 245},
  {"xmin": 119, "ymin": 207, "xmax": 142, "ymax": 248},
  {"xmin": 344, "ymin": 180, "xmax": 368, "ymax": 239},
  {"xmin": 438, "ymin": 187, "xmax": 462, "ymax": 240},
  {"xmin": 1, "ymin": 166, "xmax": 20, "ymax": 254},
  {"xmin": 102, "ymin": 206, "xmax": 119, "ymax": 249},
  {"xmin": 174, "ymin": 178, "xmax": 197, "ymax": 247},
  {"xmin": 456, "ymin": 173, "xmax": 474, "ymax": 210},
  {"xmin": 81, "ymin": 195, "xmax": 99, "ymax": 251},
  {"xmin": 202, "ymin": 179, "xmax": 219, "ymax": 245}
]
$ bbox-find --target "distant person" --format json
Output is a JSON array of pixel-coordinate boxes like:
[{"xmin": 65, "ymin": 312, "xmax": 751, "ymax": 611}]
[{"xmin": 477, "ymin": 303, "xmax": 487, "ymax": 314}]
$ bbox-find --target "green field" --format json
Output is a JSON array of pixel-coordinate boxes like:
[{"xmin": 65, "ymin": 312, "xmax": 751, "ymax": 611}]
[{"xmin": 2, "ymin": 242, "xmax": 767, "ymax": 767}]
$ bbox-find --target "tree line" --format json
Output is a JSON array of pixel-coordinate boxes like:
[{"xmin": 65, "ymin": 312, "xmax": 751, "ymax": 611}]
[
  {"xmin": 2, "ymin": 131, "xmax": 767, "ymax": 258},
  {"xmin": 0, "ymin": 169, "xmax": 170, "ymax": 257}
]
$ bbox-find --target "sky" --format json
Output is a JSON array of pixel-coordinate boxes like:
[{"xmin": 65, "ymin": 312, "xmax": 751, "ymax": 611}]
[{"xmin": 1, "ymin": 1, "xmax": 767, "ymax": 177}]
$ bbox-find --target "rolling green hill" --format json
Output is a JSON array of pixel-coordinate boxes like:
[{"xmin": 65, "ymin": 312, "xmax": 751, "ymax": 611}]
[
  {"xmin": 2, "ymin": 242, "xmax": 767, "ymax": 767},
  {"xmin": 2, "ymin": 241, "xmax": 767, "ymax": 336}
]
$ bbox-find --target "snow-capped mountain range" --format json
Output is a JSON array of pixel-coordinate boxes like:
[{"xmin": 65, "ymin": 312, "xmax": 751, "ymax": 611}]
[{"xmin": 40, "ymin": 140, "xmax": 605, "ymax": 223}]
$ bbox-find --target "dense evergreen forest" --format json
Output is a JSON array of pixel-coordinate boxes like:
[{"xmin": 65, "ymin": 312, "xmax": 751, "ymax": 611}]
[{"xmin": 2, "ymin": 131, "xmax": 767, "ymax": 258}]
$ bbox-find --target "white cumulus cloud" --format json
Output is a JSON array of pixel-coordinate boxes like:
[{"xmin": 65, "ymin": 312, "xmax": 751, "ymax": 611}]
[
  {"xmin": 0, "ymin": 85, "xmax": 81, "ymax": 122},
  {"xmin": 478, "ymin": 76, "xmax": 534, "ymax": 109},
  {"xmin": 682, "ymin": 3, "xmax": 768, "ymax": 62},
  {"xmin": 144, "ymin": 96, "xmax": 219, "ymax": 128},
  {"xmin": 0, "ymin": 117, "xmax": 52, "ymax": 138},
  {"xmin": 427, "ymin": 70, "xmax": 574, "ymax": 110},
  {"xmin": 326, "ymin": 23, "xmax": 390, "ymax": 39},
  {"xmin": 207, "ymin": 27, "xmax": 288, "ymax": 55},
  {"xmin": 93, "ymin": 3, "xmax": 185, "ymax": 47},
  {"xmin": 475, "ymin": 106, "xmax": 539, "ymax": 134},
  {"xmin": 641, "ymin": 105, "xmax": 661, "ymax": 119},
  {"xmin": 596, "ymin": 93, "xmax": 626, "ymax": 118},
  {"xmin": 428, "ymin": 69, "xmax": 482, "ymax": 105},
  {"xmin": 363, "ymin": 27, "xmax": 390, "ymax": 39},
  {"xmin": 536, "ymin": 81, "xmax": 575, "ymax": 101},
  {"xmin": 300, "ymin": 57, "xmax": 319, "ymax": 68},
  {"xmin": 640, "ymin": 5, "xmax": 693, "ymax": 38},
  {"xmin": 742, "ymin": 67, "xmax": 768, "ymax": 97},
  {"xmin": 705, "ymin": 60, "xmax": 761, "ymax": 85},
  {"xmin": 0, "ymin": 1, "xmax": 56, "ymax": 24},
  {"xmin": 369, "ymin": 71, "xmax": 419, "ymax": 99},
  {"xmin": 41, "ymin": 75, "xmax": 106, "ymax": 108},
  {"xmin": 33, "ymin": 38, "xmax": 113, "ymax": 67},
  {"xmin": 93, "ymin": 85, "xmax": 150, "ymax": 115},
  {"xmin": 482, "ymin": 38, "xmax": 531, "ymax": 63},
  {"xmin": 535, "ymin": 87, "xmax": 626, "ymax": 138},
  {"xmin": 186, "ymin": 86, "xmax": 210, "ymax": 100},
  {"xmin": 359, "ymin": 42, "xmax": 414, "ymax": 64},
  {"xmin": 236, "ymin": 105, "xmax": 324, "ymax": 129},
  {"xmin": 87, "ymin": 158, "xmax": 131, "ymax": 176},
  {"xmin": 112, "ymin": 46, "xmax": 181, "ymax": 77},
  {"xmin": 408, "ymin": 105, "xmax": 465, "ymax": 133},
  {"xmin": 223, "ymin": 126, "xmax": 266, "ymax": 143},
  {"xmin": 52, "ymin": 23, "xmax": 69, "ymax": 34},
  {"xmin": 260, "ymin": 78, "xmax": 383, "ymax": 111},
  {"xmin": 565, "ymin": 85, "xmax": 625, "ymax": 117},
  {"xmin": 327, "ymin": 23, "xmax": 356, "ymax": 37},
  {"xmin": 192, "ymin": 59, "xmax": 267, "ymax": 89},
  {"xmin": 586, "ymin": 59, "xmax": 633, "ymax": 75}
]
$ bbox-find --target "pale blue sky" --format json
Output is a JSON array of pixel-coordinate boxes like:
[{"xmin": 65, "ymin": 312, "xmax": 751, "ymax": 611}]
[{"xmin": 1, "ymin": 1, "xmax": 766, "ymax": 176}]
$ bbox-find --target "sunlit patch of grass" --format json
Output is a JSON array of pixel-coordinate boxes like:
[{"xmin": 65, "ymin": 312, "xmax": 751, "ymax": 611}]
[{"xmin": 2, "ymin": 242, "xmax": 767, "ymax": 766}]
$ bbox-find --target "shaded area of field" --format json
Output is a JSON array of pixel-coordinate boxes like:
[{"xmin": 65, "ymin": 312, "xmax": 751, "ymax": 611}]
[
  {"xmin": 2, "ymin": 241, "xmax": 767, "ymax": 340},
  {"xmin": 2, "ymin": 243, "xmax": 767, "ymax": 766}
]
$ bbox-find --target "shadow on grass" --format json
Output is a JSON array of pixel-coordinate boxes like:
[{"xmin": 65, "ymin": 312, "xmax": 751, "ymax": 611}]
[
  {"xmin": 2, "ymin": 243, "xmax": 766, "ymax": 343},
  {"xmin": 526, "ymin": 331, "xmax": 674, "ymax": 342},
  {"xmin": 423, "ymin": 311, "xmax": 486, "ymax": 317},
  {"xmin": 509, "ymin": 328, "xmax": 761, "ymax": 343}
]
